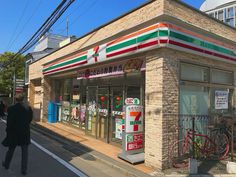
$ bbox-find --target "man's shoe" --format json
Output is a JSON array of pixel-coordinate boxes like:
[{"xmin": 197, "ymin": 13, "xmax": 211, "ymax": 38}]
[{"xmin": 2, "ymin": 161, "xmax": 9, "ymax": 170}]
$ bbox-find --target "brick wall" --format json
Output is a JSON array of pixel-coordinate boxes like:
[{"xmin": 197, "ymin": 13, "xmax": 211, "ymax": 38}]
[
  {"xmin": 27, "ymin": 0, "xmax": 236, "ymax": 170},
  {"xmin": 145, "ymin": 49, "xmax": 164, "ymax": 169},
  {"xmin": 29, "ymin": 0, "xmax": 236, "ymax": 82},
  {"xmin": 29, "ymin": 0, "xmax": 164, "ymax": 81},
  {"xmin": 164, "ymin": 0, "xmax": 236, "ymax": 42},
  {"xmin": 42, "ymin": 77, "xmax": 52, "ymax": 122},
  {"xmin": 145, "ymin": 48, "xmax": 236, "ymax": 169}
]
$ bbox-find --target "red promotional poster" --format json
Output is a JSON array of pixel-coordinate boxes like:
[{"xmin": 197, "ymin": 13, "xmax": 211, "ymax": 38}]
[{"xmin": 126, "ymin": 133, "xmax": 143, "ymax": 151}]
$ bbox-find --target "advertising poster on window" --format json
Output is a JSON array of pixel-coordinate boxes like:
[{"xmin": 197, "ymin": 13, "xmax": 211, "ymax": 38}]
[
  {"xmin": 115, "ymin": 118, "xmax": 123, "ymax": 139},
  {"xmin": 215, "ymin": 90, "xmax": 228, "ymax": 109}
]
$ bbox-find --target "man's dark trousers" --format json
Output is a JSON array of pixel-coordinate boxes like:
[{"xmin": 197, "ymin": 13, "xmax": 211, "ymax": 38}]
[{"xmin": 4, "ymin": 145, "xmax": 28, "ymax": 172}]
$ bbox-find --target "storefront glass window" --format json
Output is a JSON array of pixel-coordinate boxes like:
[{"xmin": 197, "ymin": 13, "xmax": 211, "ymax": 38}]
[
  {"xmin": 126, "ymin": 72, "xmax": 142, "ymax": 100},
  {"xmin": 181, "ymin": 63, "xmax": 209, "ymax": 82},
  {"xmin": 127, "ymin": 86, "xmax": 141, "ymax": 100},
  {"xmin": 211, "ymin": 69, "xmax": 233, "ymax": 85},
  {"xmin": 70, "ymin": 78, "xmax": 80, "ymax": 126},
  {"xmin": 180, "ymin": 85, "xmax": 209, "ymax": 115},
  {"xmin": 61, "ymin": 79, "xmax": 72, "ymax": 122},
  {"xmin": 180, "ymin": 63, "xmax": 234, "ymax": 117},
  {"xmin": 87, "ymin": 87, "xmax": 97, "ymax": 136},
  {"xmin": 180, "ymin": 86, "xmax": 208, "ymax": 115},
  {"xmin": 180, "ymin": 85, "xmax": 209, "ymax": 135},
  {"xmin": 111, "ymin": 87, "xmax": 123, "ymax": 144},
  {"xmin": 63, "ymin": 79, "xmax": 72, "ymax": 101},
  {"xmin": 80, "ymin": 86, "xmax": 86, "ymax": 130}
]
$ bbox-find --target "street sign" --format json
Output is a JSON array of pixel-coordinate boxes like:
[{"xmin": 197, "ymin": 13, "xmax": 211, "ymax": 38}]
[{"xmin": 15, "ymin": 78, "xmax": 25, "ymax": 94}]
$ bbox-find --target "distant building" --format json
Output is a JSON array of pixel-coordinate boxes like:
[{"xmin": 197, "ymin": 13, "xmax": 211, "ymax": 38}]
[
  {"xmin": 200, "ymin": 0, "xmax": 236, "ymax": 27},
  {"xmin": 25, "ymin": 33, "xmax": 76, "ymax": 84},
  {"xmin": 59, "ymin": 35, "xmax": 77, "ymax": 48}
]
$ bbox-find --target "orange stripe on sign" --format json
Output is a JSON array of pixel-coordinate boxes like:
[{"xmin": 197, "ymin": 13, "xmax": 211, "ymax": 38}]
[
  {"xmin": 130, "ymin": 112, "xmax": 140, "ymax": 116},
  {"xmin": 107, "ymin": 23, "xmax": 168, "ymax": 46}
]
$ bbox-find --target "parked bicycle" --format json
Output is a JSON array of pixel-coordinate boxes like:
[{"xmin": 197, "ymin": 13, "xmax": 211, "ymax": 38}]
[{"xmin": 169, "ymin": 126, "xmax": 229, "ymax": 168}]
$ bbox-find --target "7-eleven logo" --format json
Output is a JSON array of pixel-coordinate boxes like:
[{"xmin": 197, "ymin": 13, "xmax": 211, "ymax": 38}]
[
  {"xmin": 87, "ymin": 44, "xmax": 107, "ymax": 65},
  {"xmin": 92, "ymin": 46, "xmax": 99, "ymax": 62},
  {"xmin": 129, "ymin": 111, "xmax": 142, "ymax": 131},
  {"xmin": 125, "ymin": 105, "xmax": 143, "ymax": 133}
]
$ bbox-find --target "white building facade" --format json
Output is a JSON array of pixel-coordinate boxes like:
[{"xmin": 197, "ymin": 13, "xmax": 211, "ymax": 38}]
[{"xmin": 200, "ymin": 0, "xmax": 236, "ymax": 27}]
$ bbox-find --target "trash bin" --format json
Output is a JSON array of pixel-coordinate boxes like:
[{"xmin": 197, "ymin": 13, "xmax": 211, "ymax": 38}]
[{"xmin": 48, "ymin": 101, "xmax": 56, "ymax": 123}]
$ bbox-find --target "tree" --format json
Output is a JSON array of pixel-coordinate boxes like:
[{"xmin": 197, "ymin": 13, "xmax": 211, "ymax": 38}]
[{"xmin": 0, "ymin": 52, "xmax": 25, "ymax": 95}]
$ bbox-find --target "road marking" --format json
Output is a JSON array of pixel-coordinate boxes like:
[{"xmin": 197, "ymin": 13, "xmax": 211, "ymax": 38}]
[
  {"xmin": 0, "ymin": 118, "xmax": 88, "ymax": 177},
  {"xmin": 31, "ymin": 140, "xmax": 88, "ymax": 177}
]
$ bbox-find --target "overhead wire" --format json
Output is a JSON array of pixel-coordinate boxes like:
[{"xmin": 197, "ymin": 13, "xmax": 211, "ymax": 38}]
[
  {"xmin": 0, "ymin": 0, "xmax": 75, "ymax": 70},
  {"xmin": 53, "ymin": 0, "xmax": 86, "ymax": 30},
  {"xmin": 18, "ymin": 0, "xmax": 68, "ymax": 54},
  {"xmin": 22, "ymin": 0, "xmax": 76, "ymax": 53},
  {"xmin": 59, "ymin": 0, "xmax": 98, "ymax": 35}
]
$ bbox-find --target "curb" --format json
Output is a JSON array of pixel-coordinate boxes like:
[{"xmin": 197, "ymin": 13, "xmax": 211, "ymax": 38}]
[{"xmin": 31, "ymin": 123, "xmax": 151, "ymax": 177}]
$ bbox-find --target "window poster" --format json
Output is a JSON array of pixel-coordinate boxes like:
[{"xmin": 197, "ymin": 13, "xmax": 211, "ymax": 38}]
[
  {"xmin": 115, "ymin": 118, "xmax": 123, "ymax": 139},
  {"xmin": 215, "ymin": 90, "xmax": 228, "ymax": 109}
]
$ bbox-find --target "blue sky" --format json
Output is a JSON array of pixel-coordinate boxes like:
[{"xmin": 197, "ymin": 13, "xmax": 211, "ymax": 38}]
[{"xmin": 0, "ymin": 0, "xmax": 205, "ymax": 54}]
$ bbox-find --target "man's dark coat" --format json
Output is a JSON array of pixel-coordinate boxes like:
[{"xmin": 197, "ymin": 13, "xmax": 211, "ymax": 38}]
[{"xmin": 2, "ymin": 102, "xmax": 33, "ymax": 147}]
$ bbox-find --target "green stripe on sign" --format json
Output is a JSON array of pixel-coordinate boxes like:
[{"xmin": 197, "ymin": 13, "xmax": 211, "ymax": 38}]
[
  {"xmin": 170, "ymin": 31, "xmax": 236, "ymax": 57},
  {"xmin": 159, "ymin": 30, "xmax": 168, "ymax": 37},
  {"xmin": 106, "ymin": 31, "xmax": 158, "ymax": 53},
  {"xmin": 43, "ymin": 55, "xmax": 87, "ymax": 72},
  {"xmin": 106, "ymin": 38, "xmax": 136, "ymax": 53},
  {"xmin": 137, "ymin": 32, "xmax": 158, "ymax": 43}
]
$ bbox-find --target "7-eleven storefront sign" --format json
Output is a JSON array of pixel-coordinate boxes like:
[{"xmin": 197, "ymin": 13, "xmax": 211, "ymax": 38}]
[
  {"xmin": 125, "ymin": 105, "xmax": 143, "ymax": 133},
  {"xmin": 125, "ymin": 105, "xmax": 143, "ymax": 151},
  {"xmin": 118, "ymin": 100, "xmax": 144, "ymax": 163}
]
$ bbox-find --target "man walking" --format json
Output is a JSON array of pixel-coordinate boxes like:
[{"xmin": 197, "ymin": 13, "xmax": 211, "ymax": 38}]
[{"xmin": 2, "ymin": 94, "xmax": 33, "ymax": 175}]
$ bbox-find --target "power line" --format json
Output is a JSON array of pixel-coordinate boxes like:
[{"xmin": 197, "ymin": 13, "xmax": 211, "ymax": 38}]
[
  {"xmin": 53, "ymin": 0, "xmax": 86, "ymax": 29},
  {"xmin": 0, "ymin": 0, "xmax": 75, "ymax": 70},
  {"xmin": 58, "ymin": 0, "xmax": 97, "ymax": 35}
]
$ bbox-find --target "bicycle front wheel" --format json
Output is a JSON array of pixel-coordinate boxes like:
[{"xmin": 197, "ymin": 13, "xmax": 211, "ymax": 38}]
[
  {"xmin": 169, "ymin": 139, "xmax": 190, "ymax": 168},
  {"xmin": 211, "ymin": 131, "xmax": 229, "ymax": 160}
]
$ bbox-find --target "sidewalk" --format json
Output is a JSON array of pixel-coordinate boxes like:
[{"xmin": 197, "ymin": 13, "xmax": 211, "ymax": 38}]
[
  {"xmin": 31, "ymin": 121, "xmax": 236, "ymax": 177},
  {"xmin": 31, "ymin": 121, "xmax": 154, "ymax": 177}
]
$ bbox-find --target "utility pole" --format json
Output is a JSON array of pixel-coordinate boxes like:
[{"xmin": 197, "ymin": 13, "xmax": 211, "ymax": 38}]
[{"xmin": 12, "ymin": 66, "xmax": 16, "ymax": 104}]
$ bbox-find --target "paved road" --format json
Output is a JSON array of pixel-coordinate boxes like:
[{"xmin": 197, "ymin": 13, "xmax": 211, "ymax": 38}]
[
  {"xmin": 0, "ymin": 119, "xmax": 131, "ymax": 177},
  {"xmin": 0, "ymin": 119, "xmax": 86, "ymax": 177}
]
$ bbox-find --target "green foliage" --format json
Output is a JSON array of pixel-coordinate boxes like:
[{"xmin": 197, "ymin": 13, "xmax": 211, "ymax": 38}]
[{"xmin": 0, "ymin": 52, "xmax": 25, "ymax": 95}]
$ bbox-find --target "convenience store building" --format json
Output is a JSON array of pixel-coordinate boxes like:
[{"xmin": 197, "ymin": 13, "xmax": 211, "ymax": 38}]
[{"xmin": 28, "ymin": 0, "xmax": 236, "ymax": 169}]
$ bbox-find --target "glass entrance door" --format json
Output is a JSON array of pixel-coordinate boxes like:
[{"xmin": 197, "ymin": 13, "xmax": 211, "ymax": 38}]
[
  {"xmin": 110, "ymin": 87, "xmax": 123, "ymax": 145},
  {"xmin": 86, "ymin": 86, "xmax": 97, "ymax": 136},
  {"xmin": 97, "ymin": 87, "xmax": 109, "ymax": 141}
]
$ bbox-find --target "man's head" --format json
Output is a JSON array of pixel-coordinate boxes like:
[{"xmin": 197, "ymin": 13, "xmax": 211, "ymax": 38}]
[{"xmin": 15, "ymin": 94, "xmax": 24, "ymax": 102}]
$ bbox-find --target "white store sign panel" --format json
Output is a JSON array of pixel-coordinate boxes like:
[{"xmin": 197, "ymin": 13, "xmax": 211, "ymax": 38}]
[
  {"xmin": 215, "ymin": 90, "xmax": 229, "ymax": 109},
  {"xmin": 125, "ymin": 105, "xmax": 143, "ymax": 133}
]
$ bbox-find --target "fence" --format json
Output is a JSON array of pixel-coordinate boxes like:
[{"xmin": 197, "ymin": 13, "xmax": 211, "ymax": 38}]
[{"xmin": 165, "ymin": 114, "xmax": 211, "ymax": 167}]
